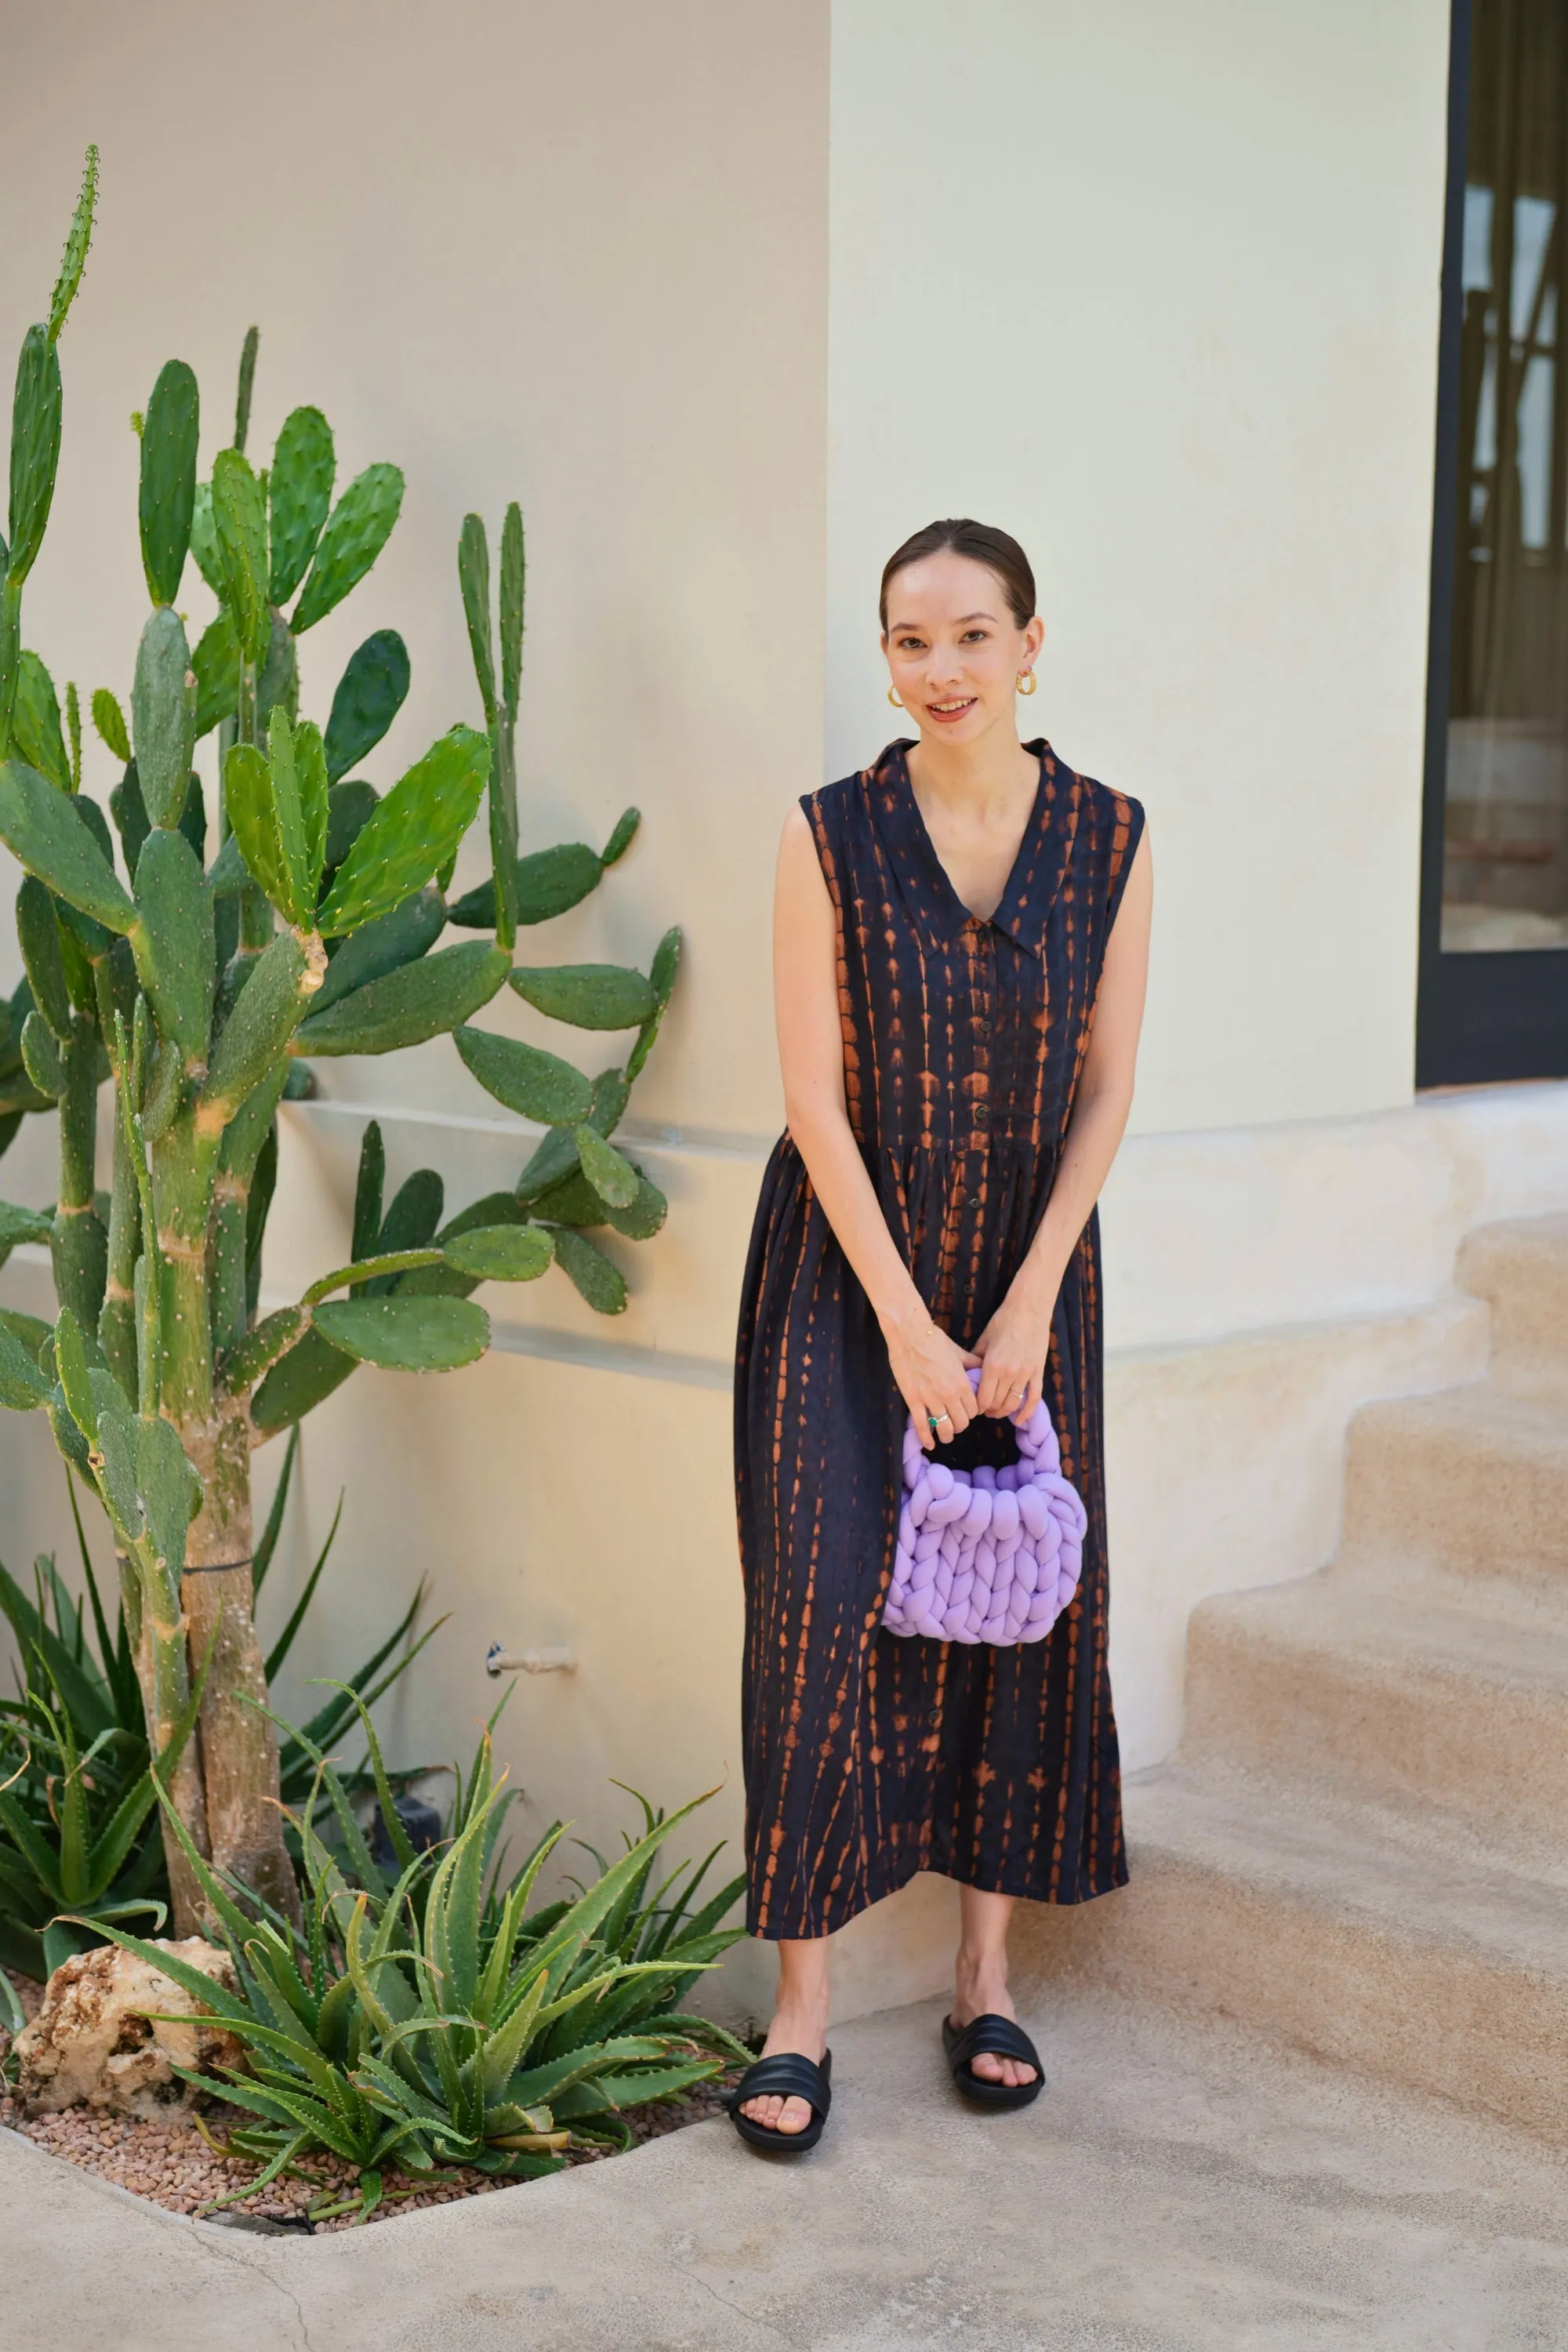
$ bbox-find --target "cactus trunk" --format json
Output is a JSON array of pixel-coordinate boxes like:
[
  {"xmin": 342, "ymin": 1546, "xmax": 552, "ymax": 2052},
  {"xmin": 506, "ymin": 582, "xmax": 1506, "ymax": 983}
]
[
  {"xmin": 178, "ymin": 1408, "xmax": 296, "ymax": 1929},
  {"xmin": 134, "ymin": 1532, "xmax": 211, "ymax": 1934}
]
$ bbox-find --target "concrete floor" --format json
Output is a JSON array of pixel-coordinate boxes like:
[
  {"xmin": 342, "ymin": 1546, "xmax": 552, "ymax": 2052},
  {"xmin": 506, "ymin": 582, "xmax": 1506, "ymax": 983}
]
[{"xmin": 5, "ymin": 1991, "xmax": 1568, "ymax": 2352}]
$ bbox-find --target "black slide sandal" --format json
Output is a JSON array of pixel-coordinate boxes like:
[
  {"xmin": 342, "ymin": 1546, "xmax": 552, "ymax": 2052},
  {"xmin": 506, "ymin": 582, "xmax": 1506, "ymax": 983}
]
[
  {"xmin": 942, "ymin": 2013, "xmax": 1045, "ymax": 2111},
  {"xmin": 726, "ymin": 2049, "xmax": 833, "ymax": 2153}
]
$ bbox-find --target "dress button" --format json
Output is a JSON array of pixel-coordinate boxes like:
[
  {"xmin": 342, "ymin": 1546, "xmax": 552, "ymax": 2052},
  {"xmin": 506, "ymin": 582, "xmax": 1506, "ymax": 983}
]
[
  {"xmin": 967, "ymin": 1192, "xmax": 982, "ymax": 1210},
  {"xmin": 973, "ymin": 1103, "xmax": 989, "ymax": 1126},
  {"xmin": 976, "ymin": 1016, "xmax": 992, "ymax": 1037}
]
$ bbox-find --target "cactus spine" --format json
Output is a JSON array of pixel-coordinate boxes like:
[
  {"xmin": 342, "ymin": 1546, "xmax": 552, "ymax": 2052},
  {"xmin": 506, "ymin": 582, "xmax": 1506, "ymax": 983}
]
[{"xmin": 0, "ymin": 156, "xmax": 681, "ymax": 1933}]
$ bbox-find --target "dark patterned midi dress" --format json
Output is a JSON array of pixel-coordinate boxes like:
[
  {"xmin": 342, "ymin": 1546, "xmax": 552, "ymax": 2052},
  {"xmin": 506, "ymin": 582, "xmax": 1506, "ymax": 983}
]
[{"xmin": 734, "ymin": 737, "xmax": 1145, "ymax": 1940}]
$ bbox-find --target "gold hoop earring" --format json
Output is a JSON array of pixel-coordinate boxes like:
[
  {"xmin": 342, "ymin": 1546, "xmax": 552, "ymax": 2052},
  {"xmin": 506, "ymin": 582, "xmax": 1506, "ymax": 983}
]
[
  {"xmin": 1016, "ymin": 671, "xmax": 1036, "ymax": 697},
  {"xmin": 887, "ymin": 686, "xmax": 904, "ymax": 708}
]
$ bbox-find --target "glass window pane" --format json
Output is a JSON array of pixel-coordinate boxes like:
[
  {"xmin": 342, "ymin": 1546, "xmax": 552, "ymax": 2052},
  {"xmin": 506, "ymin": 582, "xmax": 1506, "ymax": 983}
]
[{"xmin": 1443, "ymin": 0, "xmax": 1568, "ymax": 952}]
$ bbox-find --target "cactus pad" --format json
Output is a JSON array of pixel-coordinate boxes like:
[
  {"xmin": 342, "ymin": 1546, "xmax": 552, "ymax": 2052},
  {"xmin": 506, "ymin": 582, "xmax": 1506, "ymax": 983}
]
[
  {"xmin": 267, "ymin": 405, "xmax": 335, "ymax": 605},
  {"xmin": 442, "ymin": 1222, "xmax": 554, "ymax": 1283},
  {"xmin": 294, "ymin": 938, "xmax": 507, "ymax": 1058},
  {"xmin": 315, "ymin": 724, "xmax": 489, "ymax": 937},
  {"xmin": 312, "ymin": 1293, "xmax": 489, "ymax": 1372},
  {"xmin": 0, "ymin": 759, "xmax": 136, "ymax": 931},
  {"xmin": 324, "ymin": 630, "xmax": 410, "ymax": 784},
  {"xmin": 292, "ymin": 463, "xmax": 405, "ymax": 633},
  {"xmin": 508, "ymin": 962, "xmax": 657, "ymax": 1032},
  {"xmin": 574, "ymin": 1121, "xmax": 639, "ymax": 1208},
  {"xmin": 91, "ymin": 688, "xmax": 131, "ymax": 764},
  {"xmin": 138, "ymin": 359, "xmax": 199, "ymax": 608},
  {"xmin": 454, "ymin": 1025, "xmax": 593, "ymax": 1126}
]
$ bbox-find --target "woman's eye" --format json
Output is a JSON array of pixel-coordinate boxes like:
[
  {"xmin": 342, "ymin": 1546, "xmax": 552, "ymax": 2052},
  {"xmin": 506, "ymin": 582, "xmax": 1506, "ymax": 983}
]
[{"xmin": 961, "ymin": 630, "xmax": 987, "ymax": 644}]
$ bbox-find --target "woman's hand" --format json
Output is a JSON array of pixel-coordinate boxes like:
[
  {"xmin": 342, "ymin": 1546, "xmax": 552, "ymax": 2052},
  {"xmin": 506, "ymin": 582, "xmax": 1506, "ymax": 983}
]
[
  {"xmin": 972, "ymin": 1280, "xmax": 1058, "ymax": 1424},
  {"xmin": 882, "ymin": 1308, "xmax": 982, "ymax": 1452}
]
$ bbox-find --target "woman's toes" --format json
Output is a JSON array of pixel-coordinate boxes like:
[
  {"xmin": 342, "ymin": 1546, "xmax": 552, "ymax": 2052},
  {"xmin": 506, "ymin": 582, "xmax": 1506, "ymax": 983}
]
[
  {"xmin": 740, "ymin": 2090, "xmax": 811, "ymax": 2133},
  {"xmin": 970, "ymin": 2049, "xmax": 1006, "ymax": 2084}
]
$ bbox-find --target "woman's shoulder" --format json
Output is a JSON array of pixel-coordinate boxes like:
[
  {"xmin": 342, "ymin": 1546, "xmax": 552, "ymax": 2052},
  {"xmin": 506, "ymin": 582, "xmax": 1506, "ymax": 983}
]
[
  {"xmin": 801, "ymin": 744, "xmax": 903, "ymax": 821},
  {"xmin": 1041, "ymin": 747, "xmax": 1145, "ymax": 860}
]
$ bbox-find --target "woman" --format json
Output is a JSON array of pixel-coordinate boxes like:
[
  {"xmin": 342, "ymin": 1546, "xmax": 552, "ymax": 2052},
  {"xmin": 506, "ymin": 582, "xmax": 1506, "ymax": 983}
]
[{"xmin": 729, "ymin": 519, "xmax": 1152, "ymax": 2150}]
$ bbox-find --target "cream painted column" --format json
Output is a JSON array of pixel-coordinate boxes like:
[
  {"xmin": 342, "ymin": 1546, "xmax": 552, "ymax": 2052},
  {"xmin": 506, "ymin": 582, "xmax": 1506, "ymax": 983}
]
[{"xmin": 828, "ymin": 0, "xmax": 1453, "ymax": 1133}]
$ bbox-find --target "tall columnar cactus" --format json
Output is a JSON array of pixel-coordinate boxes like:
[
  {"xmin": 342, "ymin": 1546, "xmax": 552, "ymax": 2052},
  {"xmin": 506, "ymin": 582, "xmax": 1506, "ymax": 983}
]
[{"xmin": 0, "ymin": 154, "xmax": 681, "ymax": 1933}]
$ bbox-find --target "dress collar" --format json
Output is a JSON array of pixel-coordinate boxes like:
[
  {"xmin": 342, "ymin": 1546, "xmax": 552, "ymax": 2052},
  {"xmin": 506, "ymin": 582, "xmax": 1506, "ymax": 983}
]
[{"xmin": 866, "ymin": 737, "xmax": 1080, "ymax": 960}]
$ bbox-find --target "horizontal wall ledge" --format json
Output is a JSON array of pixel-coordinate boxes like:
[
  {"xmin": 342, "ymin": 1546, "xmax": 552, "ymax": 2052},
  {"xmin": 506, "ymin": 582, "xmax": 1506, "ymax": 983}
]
[{"xmin": 2, "ymin": 1079, "xmax": 1565, "ymax": 1376}]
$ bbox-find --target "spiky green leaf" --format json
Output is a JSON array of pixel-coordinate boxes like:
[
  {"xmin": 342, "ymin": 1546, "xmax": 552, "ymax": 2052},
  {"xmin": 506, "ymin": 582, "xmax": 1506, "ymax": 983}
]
[{"xmin": 46, "ymin": 147, "xmax": 97, "ymax": 343}]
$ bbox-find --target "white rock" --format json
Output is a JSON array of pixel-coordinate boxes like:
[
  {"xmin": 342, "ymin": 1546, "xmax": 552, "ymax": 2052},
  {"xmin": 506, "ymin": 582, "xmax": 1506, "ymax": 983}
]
[{"xmin": 14, "ymin": 1936, "xmax": 245, "ymax": 2118}]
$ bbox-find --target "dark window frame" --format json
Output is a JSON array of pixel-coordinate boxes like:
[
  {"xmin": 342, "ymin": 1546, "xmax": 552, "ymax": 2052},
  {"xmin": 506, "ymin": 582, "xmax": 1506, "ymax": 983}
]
[{"xmin": 1417, "ymin": 0, "xmax": 1568, "ymax": 1086}]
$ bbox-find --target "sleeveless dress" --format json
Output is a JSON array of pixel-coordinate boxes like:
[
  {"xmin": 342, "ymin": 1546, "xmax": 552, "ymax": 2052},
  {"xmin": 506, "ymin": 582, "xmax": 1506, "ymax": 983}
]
[{"xmin": 734, "ymin": 738, "xmax": 1145, "ymax": 1940}]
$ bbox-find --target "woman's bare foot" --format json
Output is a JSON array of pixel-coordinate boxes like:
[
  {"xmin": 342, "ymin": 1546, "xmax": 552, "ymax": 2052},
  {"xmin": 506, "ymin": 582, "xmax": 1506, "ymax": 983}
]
[
  {"xmin": 951, "ymin": 1886, "xmax": 1036, "ymax": 2090},
  {"xmin": 740, "ymin": 1958, "xmax": 829, "ymax": 2136}
]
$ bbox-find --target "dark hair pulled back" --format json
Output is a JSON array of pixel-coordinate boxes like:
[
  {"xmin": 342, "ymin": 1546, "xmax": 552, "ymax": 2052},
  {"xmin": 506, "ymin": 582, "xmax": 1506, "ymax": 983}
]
[{"xmin": 879, "ymin": 517, "xmax": 1036, "ymax": 632}]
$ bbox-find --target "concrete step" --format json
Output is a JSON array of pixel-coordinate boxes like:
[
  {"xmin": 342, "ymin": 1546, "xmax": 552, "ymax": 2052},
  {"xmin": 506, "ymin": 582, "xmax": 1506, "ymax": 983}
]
[
  {"xmin": 1458, "ymin": 1214, "xmax": 1568, "ymax": 1405},
  {"xmin": 1014, "ymin": 1764, "xmax": 1568, "ymax": 2141},
  {"xmin": 1340, "ymin": 1382, "xmax": 1568, "ymax": 1588},
  {"xmin": 1180, "ymin": 1573, "xmax": 1568, "ymax": 1852}
]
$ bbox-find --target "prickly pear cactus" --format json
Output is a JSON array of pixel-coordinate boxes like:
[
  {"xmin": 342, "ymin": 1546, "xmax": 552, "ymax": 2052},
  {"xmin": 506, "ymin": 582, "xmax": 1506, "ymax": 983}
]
[{"xmin": 0, "ymin": 152, "xmax": 681, "ymax": 1932}]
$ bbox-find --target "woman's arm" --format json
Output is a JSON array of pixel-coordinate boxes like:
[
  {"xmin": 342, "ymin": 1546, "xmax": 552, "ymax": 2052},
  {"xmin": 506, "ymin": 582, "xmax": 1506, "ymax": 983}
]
[
  {"xmin": 973, "ymin": 824, "xmax": 1153, "ymax": 1421},
  {"xmin": 774, "ymin": 805, "xmax": 982, "ymax": 1448}
]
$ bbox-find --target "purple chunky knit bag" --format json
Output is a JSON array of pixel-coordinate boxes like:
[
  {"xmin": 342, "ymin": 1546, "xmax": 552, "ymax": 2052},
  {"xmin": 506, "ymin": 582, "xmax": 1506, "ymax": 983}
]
[{"xmin": 884, "ymin": 1368, "xmax": 1087, "ymax": 1646}]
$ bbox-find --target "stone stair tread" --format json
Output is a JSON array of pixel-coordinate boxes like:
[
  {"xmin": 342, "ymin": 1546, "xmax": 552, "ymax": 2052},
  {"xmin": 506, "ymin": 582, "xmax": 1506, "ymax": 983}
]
[
  {"xmin": 1358, "ymin": 1379, "xmax": 1568, "ymax": 1457},
  {"xmin": 1124, "ymin": 1764, "xmax": 1568, "ymax": 1976},
  {"xmin": 1198, "ymin": 1571, "xmax": 1568, "ymax": 1692}
]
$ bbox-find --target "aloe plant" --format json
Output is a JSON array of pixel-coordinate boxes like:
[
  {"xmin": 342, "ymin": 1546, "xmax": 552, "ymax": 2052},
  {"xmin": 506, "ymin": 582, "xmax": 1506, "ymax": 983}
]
[
  {"xmin": 0, "ymin": 1436, "xmax": 440, "ymax": 1979},
  {"xmin": 0, "ymin": 153, "xmax": 681, "ymax": 1931},
  {"xmin": 89, "ymin": 1730, "xmax": 746, "ymax": 2224}
]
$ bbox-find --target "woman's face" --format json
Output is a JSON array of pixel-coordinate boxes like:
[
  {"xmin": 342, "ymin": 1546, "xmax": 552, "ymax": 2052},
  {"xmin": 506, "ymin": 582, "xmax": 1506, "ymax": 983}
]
[{"xmin": 881, "ymin": 551, "xmax": 1044, "ymax": 748}]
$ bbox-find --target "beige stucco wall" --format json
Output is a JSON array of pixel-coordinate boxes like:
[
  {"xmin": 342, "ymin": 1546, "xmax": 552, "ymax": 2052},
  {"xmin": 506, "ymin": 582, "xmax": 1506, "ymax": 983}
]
[
  {"xmin": 5, "ymin": 0, "xmax": 1568, "ymax": 2035},
  {"xmin": 0, "ymin": 0, "xmax": 826, "ymax": 2019}
]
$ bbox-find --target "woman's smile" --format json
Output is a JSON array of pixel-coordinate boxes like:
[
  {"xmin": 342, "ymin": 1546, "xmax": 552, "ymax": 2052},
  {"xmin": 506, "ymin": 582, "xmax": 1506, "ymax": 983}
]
[{"xmin": 925, "ymin": 694, "xmax": 978, "ymax": 723}]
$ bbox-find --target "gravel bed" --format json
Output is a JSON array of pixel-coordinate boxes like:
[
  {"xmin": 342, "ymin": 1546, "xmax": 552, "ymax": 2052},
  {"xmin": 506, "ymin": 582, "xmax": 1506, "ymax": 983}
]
[{"xmin": 3, "ymin": 1966, "xmax": 739, "ymax": 2234}]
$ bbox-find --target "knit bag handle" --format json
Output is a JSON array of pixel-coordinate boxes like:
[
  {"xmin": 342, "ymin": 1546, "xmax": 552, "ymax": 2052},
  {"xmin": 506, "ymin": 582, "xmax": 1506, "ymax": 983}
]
[{"xmin": 883, "ymin": 1367, "xmax": 1087, "ymax": 1646}]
